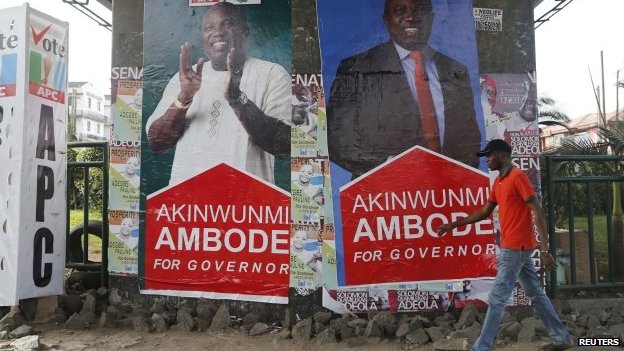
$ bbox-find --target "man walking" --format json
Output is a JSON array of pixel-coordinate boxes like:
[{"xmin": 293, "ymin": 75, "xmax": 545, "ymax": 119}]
[{"xmin": 436, "ymin": 139, "xmax": 573, "ymax": 351}]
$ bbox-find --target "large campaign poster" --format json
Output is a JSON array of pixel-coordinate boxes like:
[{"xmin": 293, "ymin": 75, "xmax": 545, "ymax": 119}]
[
  {"xmin": 317, "ymin": 0, "xmax": 496, "ymax": 301},
  {"xmin": 140, "ymin": 1, "xmax": 292, "ymax": 303},
  {"xmin": 0, "ymin": 4, "xmax": 67, "ymax": 305}
]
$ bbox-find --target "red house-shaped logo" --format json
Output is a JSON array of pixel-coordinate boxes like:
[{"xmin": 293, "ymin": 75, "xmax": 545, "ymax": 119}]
[
  {"xmin": 338, "ymin": 146, "xmax": 497, "ymax": 286},
  {"xmin": 144, "ymin": 164, "xmax": 290, "ymax": 303}
]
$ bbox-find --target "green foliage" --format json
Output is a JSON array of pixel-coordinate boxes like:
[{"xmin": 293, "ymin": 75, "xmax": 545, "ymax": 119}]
[
  {"xmin": 67, "ymin": 147, "xmax": 78, "ymax": 163},
  {"xmin": 68, "ymin": 145, "xmax": 106, "ymax": 212},
  {"xmin": 78, "ymin": 146, "xmax": 104, "ymax": 162}
]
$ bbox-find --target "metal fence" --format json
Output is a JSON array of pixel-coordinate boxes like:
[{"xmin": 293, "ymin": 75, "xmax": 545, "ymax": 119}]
[
  {"xmin": 545, "ymin": 154, "xmax": 624, "ymax": 297},
  {"xmin": 65, "ymin": 141, "xmax": 109, "ymax": 288}
]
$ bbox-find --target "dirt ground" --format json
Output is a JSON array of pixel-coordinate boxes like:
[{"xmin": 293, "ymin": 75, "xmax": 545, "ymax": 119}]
[{"xmin": 16, "ymin": 323, "xmax": 555, "ymax": 351}]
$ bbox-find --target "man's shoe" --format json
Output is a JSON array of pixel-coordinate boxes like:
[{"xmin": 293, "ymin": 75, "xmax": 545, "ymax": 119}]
[{"xmin": 538, "ymin": 342, "xmax": 574, "ymax": 351}]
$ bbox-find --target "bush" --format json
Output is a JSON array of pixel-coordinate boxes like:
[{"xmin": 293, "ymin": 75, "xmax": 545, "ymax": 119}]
[{"xmin": 68, "ymin": 145, "xmax": 105, "ymax": 212}]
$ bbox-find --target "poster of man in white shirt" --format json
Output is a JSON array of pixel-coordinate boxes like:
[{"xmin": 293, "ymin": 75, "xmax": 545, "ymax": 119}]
[{"xmin": 145, "ymin": 2, "xmax": 292, "ymax": 188}]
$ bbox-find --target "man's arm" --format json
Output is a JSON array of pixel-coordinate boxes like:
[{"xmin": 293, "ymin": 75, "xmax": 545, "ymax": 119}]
[
  {"xmin": 224, "ymin": 48, "xmax": 291, "ymax": 156},
  {"xmin": 436, "ymin": 201, "xmax": 497, "ymax": 236},
  {"xmin": 148, "ymin": 105, "xmax": 191, "ymax": 153},
  {"xmin": 228, "ymin": 97, "xmax": 291, "ymax": 156},
  {"xmin": 147, "ymin": 42, "xmax": 204, "ymax": 153}
]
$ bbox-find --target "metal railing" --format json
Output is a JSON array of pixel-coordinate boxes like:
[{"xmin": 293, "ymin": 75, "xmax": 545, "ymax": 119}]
[
  {"xmin": 66, "ymin": 141, "xmax": 109, "ymax": 288},
  {"xmin": 545, "ymin": 155, "xmax": 624, "ymax": 297}
]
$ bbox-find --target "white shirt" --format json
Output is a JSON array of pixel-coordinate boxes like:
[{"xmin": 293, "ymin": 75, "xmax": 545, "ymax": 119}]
[{"xmin": 146, "ymin": 58, "xmax": 291, "ymax": 186}]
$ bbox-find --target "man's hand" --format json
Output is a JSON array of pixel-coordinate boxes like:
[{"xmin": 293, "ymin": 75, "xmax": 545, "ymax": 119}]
[
  {"xmin": 541, "ymin": 251, "xmax": 556, "ymax": 272},
  {"xmin": 225, "ymin": 47, "xmax": 246, "ymax": 103},
  {"xmin": 436, "ymin": 223, "xmax": 453, "ymax": 237},
  {"xmin": 178, "ymin": 42, "xmax": 205, "ymax": 103}
]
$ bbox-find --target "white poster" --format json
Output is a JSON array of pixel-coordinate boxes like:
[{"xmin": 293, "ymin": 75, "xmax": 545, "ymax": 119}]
[{"xmin": 0, "ymin": 4, "xmax": 67, "ymax": 305}]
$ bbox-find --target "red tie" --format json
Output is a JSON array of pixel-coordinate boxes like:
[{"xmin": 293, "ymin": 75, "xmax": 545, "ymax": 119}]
[{"xmin": 410, "ymin": 50, "xmax": 440, "ymax": 152}]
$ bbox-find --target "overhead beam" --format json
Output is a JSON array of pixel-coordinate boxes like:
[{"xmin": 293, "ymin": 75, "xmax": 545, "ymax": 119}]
[
  {"xmin": 534, "ymin": 0, "xmax": 575, "ymax": 29},
  {"xmin": 62, "ymin": 0, "xmax": 112, "ymax": 31},
  {"xmin": 95, "ymin": 0, "xmax": 112, "ymax": 11}
]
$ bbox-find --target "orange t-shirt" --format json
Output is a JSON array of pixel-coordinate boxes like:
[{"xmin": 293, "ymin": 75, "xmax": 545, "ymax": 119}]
[{"xmin": 488, "ymin": 167, "xmax": 536, "ymax": 250}]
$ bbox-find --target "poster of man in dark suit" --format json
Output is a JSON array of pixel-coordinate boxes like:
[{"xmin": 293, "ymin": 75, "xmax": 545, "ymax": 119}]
[{"xmin": 323, "ymin": 0, "xmax": 483, "ymax": 180}]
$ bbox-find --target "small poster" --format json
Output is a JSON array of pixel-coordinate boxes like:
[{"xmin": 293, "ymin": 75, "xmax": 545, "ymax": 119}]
[
  {"xmin": 473, "ymin": 8, "xmax": 503, "ymax": 32},
  {"xmin": 111, "ymin": 79, "xmax": 142, "ymax": 143},
  {"xmin": 291, "ymin": 73, "xmax": 327, "ymax": 157},
  {"xmin": 109, "ymin": 146, "xmax": 140, "ymax": 211},
  {"xmin": 326, "ymin": 284, "xmax": 453, "ymax": 313},
  {"xmin": 453, "ymin": 280, "xmax": 530, "ymax": 308},
  {"xmin": 290, "ymin": 222, "xmax": 322, "ymax": 290},
  {"xmin": 108, "ymin": 210, "xmax": 139, "ymax": 274},
  {"xmin": 481, "ymin": 73, "xmax": 538, "ymax": 142},
  {"xmin": 291, "ymin": 157, "xmax": 326, "ymax": 222}
]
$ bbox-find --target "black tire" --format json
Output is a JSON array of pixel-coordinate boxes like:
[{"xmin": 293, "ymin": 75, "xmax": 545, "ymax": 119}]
[{"xmin": 68, "ymin": 220, "xmax": 103, "ymax": 263}]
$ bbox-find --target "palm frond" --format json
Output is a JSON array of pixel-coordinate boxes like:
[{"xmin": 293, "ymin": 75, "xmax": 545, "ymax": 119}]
[
  {"xmin": 545, "ymin": 136, "xmax": 614, "ymax": 177},
  {"xmin": 539, "ymin": 109, "xmax": 571, "ymax": 123},
  {"xmin": 598, "ymin": 122, "xmax": 624, "ymax": 155},
  {"xmin": 556, "ymin": 137, "xmax": 608, "ymax": 155},
  {"xmin": 537, "ymin": 95, "xmax": 570, "ymax": 122},
  {"xmin": 538, "ymin": 96, "xmax": 556, "ymax": 106}
]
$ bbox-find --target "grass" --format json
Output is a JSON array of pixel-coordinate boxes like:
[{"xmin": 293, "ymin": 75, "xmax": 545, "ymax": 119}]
[{"xmin": 69, "ymin": 209, "xmax": 103, "ymax": 261}]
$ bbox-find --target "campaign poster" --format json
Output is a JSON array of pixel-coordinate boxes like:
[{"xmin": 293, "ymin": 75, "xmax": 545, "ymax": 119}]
[
  {"xmin": 326, "ymin": 284, "xmax": 453, "ymax": 314},
  {"xmin": 291, "ymin": 73, "xmax": 327, "ymax": 157},
  {"xmin": 452, "ymin": 280, "xmax": 530, "ymax": 308},
  {"xmin": 291, "ymin": 157, "xmax": 326, "ymax": 222},
  {"xmin": 111, "ymin": 78, "xmax": 142, "ymax": 143},
  {"xmin": 0, "ymin": 5, "xmax": 67, "ymax": 304},
  {"xmin": 480, "ymin": 73, "xmax": 541, "ymax": 202},
  {"xmin": 109, "ymin": 146, "xmax": 140, "ymax": 211},
  {"xmin": 289, "ymin": 222, "xmax": 322, "ymax": 290},
  {"xmin": 481, "ymin": 74, "xmax": 538, "ymax": 141},
  {"xmin": 317, "ymin": 0, "xmax": 495, "ymax": 289},
  {"xmin": 108, "ymin": 210, "xmax": 139, "ymax": 274},
  {"xmin": 141, "ymin": 1, "xmax": 292, "ymax": 303}
]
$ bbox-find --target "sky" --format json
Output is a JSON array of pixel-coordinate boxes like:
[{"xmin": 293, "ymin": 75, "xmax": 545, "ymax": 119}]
[
  {"xmin": 535, "ymin": 0, "xmax": 624, "ymax": 118},
  {"xmin": 1, "ymin": 0, "xmax": 622, "ymax": 120},
  {"xmin": 1, "ymin": 0, "xmax": 112, "ymax": 94}
]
